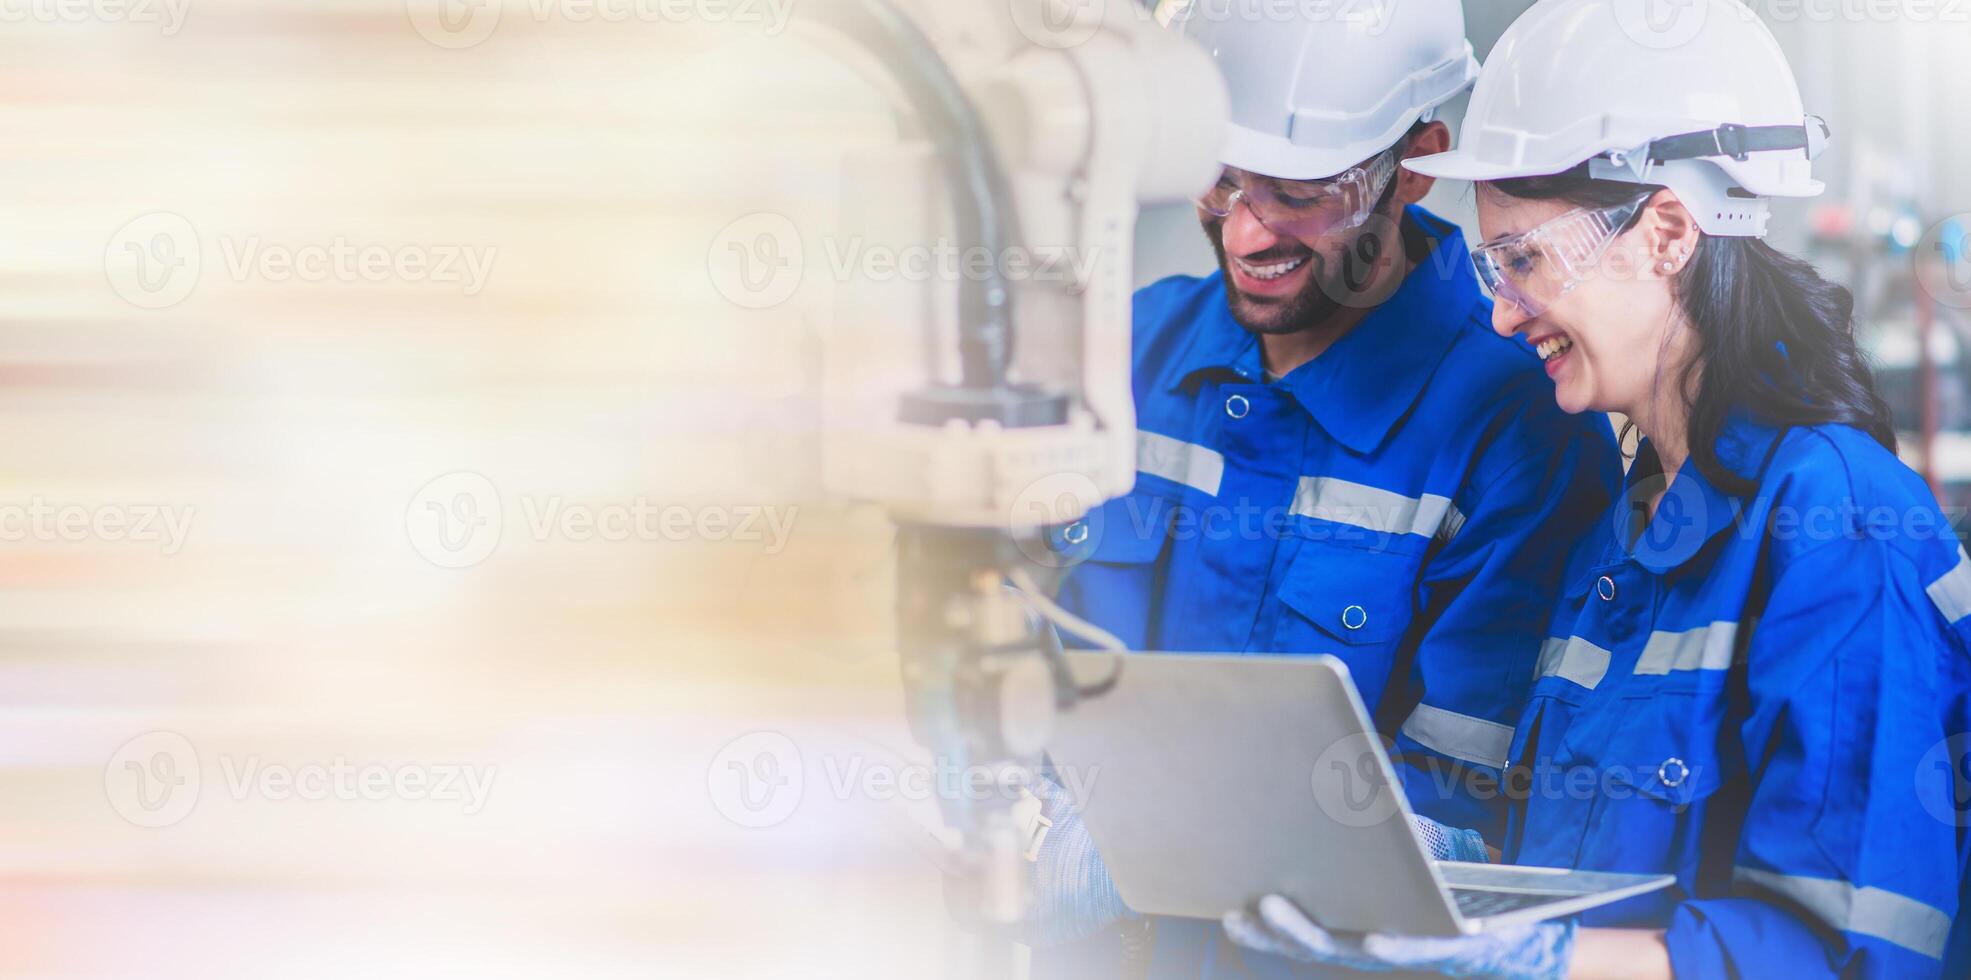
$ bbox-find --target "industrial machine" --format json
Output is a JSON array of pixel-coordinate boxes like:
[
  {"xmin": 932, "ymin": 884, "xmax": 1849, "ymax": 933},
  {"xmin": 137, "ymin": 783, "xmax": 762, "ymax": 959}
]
[{"xmin": 809, "ymin": 0, "xmax": 1226, "ymax": 972}]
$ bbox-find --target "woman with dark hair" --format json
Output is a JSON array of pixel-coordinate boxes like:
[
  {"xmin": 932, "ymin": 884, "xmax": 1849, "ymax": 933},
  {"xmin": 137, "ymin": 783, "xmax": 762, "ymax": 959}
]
[{"xmin": 1220, "ymin": 1, "xmax": 1971, "ymax": 977}]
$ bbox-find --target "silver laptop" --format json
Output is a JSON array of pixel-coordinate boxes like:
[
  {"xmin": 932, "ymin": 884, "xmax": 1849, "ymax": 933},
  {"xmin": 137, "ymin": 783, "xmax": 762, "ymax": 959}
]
[{"xmin": 1044, "ymin": 652, "xmax": 1673, "ymax": 935}]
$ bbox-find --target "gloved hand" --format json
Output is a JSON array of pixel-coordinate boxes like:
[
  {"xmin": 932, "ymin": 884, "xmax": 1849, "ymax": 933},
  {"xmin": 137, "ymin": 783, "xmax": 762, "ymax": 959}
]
[
  {"xmin": 1409, "ymin": 813, "xmax": 1490, "ymax": 864},
  {"xmin": 1023, "ymin": 775, "xmax": 1137, "ymax": 947},
  {"xmin": 1223, "ymin": 894, "xmax": 1575, "ymax": 980}
]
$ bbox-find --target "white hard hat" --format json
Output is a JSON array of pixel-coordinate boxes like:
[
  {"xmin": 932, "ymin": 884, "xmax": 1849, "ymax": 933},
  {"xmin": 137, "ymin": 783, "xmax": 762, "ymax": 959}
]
[
  {"xmin": 1165, "ymin": 0, "xmax": 1479, "ymax": 181},
  {"xmin": 1404, "ymin": 0, "xmax": 1830, "ymax": 237}
]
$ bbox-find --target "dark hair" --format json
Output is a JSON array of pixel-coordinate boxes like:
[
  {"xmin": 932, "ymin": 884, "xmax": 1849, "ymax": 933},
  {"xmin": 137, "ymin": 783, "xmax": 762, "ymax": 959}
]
[{"xmin": 1491, "ymin": 173, "xmax": 1896, "ymax": 493}]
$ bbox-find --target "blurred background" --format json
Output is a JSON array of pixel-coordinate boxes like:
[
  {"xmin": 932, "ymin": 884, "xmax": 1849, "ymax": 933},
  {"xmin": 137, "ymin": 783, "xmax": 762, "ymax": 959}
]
[{"xmin": 3, "ymin": 0, "xmax": 1967, "ymax": 977}]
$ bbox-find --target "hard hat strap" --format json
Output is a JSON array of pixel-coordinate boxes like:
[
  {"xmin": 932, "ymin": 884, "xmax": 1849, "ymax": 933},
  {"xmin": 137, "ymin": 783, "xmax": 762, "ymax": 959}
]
[{"xmin": 1647, "ymin": 122, "xmax": 1813, "ymax": 164}]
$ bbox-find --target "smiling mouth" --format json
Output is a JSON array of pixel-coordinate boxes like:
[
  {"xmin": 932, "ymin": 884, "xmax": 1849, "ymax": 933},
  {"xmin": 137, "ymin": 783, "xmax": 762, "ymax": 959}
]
[
  {"xmin": 1232, "ymin": 254, "xmax": 1308, "ymax": 281},
  {"xmin": 1535, "ymin": 336, "xmax": 1574, "ymax": 362}
]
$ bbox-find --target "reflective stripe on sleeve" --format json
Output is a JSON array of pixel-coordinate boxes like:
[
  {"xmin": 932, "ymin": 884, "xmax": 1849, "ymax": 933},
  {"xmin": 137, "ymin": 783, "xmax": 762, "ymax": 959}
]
[
  {"xmin": 1537, "ymin": 635, "xmax": 1612, "ymax": 690},
  {"xmin": 1291, "ymin": 477, "xmax": 1463, "ymax": 540},
  {"xmin": 1925, "ymin": 547, "xmax": 1971, "ymax": 625},
  {"xmin": 1633, "ymin": 621, "xmax": 1739, "ymax": 675},
  {"xmin": 1732, "ymin": 866, "xmax": 1950, "ymax": 959},
  {"xmin": 1398, "ymin": 704, "xmax": 1513, "ymax": 770},
  {"xmin": 1136, "ymin": 431, "xmax": 1224, "ymax": 497}
]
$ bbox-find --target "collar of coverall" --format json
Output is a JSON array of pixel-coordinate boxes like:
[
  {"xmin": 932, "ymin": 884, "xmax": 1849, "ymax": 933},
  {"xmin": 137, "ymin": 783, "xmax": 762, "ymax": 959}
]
[
  {"xmin": 1620, "ymin": 414, "xmax": 1787, "ymax": 573},
  {"xmin": 1170, "ymin": 205, "xmax": 1483, "ymax": 456}
]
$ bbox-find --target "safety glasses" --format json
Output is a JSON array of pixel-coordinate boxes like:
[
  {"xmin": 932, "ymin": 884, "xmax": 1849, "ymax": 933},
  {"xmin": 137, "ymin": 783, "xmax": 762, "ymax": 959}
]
[
  {"xmin": 1471, "ymin": 193, "xmax": 1651, "ymax": 318},
  {"xmin": 1196, "ymin": 150, "xmax": 1397, "ymax": 240}
]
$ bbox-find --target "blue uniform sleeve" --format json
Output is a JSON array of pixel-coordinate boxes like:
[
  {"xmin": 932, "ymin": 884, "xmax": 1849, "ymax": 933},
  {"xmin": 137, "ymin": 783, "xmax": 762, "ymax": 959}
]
[
  {"xmin": 1664, "ymin": 534, "xmax": 1963, "ymax": 979},
  {"xmin": 1388, "ymin": 415, "xmax": 1619, "ymax": 839}
]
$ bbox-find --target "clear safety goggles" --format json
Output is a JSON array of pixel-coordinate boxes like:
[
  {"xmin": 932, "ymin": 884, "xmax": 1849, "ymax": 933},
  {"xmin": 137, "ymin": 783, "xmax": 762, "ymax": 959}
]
[
  {"xmin": 1196, "ymin": 150, "xmax": 1397, "ymax": 240},
  {"xmin": 1471, "ymin": 193, "xmax": 1651, "ymax": 318}
]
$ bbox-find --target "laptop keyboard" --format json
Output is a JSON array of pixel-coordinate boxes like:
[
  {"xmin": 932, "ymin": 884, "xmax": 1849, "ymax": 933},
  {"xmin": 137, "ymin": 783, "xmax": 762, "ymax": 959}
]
[{"xmin": 1450, "ymin": 888, "xmax": 1573, "ymax": 919}]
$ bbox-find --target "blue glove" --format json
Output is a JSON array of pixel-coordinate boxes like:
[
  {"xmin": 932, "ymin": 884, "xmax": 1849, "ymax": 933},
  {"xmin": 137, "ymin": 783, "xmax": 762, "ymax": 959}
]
[
  {"xmin": 1223, "ymin": 895, "xmax": 1575, "ymax": 980},
  {"xmin": 1024, "ymin": 777, "xmax": 1136, "ymax": 947},
  {"xmin": 1409, "ymin": 813, "xmax": 1490, "ymax": 864}
]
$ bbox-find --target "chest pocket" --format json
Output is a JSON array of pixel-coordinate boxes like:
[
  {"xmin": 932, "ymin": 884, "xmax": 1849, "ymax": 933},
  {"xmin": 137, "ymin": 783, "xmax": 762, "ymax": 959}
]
[
  {"xmin": 1275, "ymin": 539, "xmax": 1418, "ymax": 647},
  {"xmin": 1052, "ymin": 490, "xmax": 1178, "ymax": 650},
  {"xmin": 1571, "ymin": 689, "xmax": 1727, "ymax": 907}
]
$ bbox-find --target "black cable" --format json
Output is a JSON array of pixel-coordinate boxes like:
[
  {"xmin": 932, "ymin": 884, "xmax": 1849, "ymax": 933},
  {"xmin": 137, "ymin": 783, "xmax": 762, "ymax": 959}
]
[{"xmin": 804, "ymin": 0, "xmax": 1021, "ymax": 390}]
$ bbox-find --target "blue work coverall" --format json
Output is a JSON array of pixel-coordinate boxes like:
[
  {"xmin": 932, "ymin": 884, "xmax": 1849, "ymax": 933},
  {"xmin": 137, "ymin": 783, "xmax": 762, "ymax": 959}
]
[
  {"xmin": 1508, "ymin": 417, "xmax": 1971, "ymax": 978},
  {"xmin": 1035, "ymin": 206, "xmax": 1620, "ymax": 977}
]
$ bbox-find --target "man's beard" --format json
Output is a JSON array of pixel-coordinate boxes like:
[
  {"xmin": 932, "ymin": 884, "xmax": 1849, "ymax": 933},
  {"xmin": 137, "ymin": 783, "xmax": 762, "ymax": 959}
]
[
  {"xmin": 1209, "ymin": 235, "xmax": 1346, "ymax": 336},
  {"xmin": 1205, "ymin": 206, "xmax": 1400, "ymax": 337}
]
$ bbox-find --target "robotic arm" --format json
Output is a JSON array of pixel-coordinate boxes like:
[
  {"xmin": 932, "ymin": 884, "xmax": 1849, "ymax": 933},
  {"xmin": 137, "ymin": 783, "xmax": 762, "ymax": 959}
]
[{"xmin": 809, "ymin": 0, "xmax": 1225, "ymax": 962}]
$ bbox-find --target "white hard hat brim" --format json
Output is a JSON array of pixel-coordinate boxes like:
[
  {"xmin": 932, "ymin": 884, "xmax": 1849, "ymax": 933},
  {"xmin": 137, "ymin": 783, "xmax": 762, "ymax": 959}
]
[
  {"xmin": 1399, "ymin": 149, "xmax": 1573, "ymax": 184},
  {"xmin": 1220, "ymin": 123, "xmax": 1384, "ymax": 183}
]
